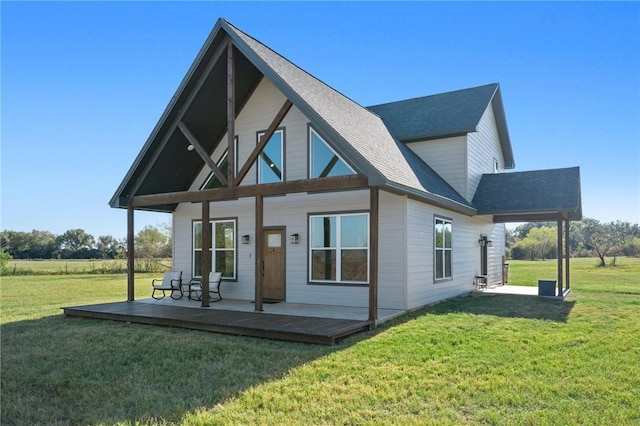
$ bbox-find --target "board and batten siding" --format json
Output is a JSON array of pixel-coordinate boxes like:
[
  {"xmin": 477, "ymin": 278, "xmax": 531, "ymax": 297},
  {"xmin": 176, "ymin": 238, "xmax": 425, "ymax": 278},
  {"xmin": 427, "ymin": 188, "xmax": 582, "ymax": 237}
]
[
  {"xmin": 406, "ymin": 136, "xmax": 468, "ymax": 199},
  {"xmin": 467, "ymin": 105, "xmax": 504, "ymax": 199},
  {"xmin": 406, "ymin": 199, "xmax": 505, "ymax": 309}
]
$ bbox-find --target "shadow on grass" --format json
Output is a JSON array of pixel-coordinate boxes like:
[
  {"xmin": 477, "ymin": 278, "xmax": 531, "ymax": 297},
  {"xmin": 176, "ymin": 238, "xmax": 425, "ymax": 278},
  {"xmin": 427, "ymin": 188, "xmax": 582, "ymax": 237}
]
[
  {"xmin": 0, "ymin": 314, "xmax": 345, "ymax": 425},
  {"xmin": 1, "ymin": 294, "xmax": 575, "ymax": 424},
  {"xmin": 422, "ymin": 293, "xmax": 576, "ymax": 323}
]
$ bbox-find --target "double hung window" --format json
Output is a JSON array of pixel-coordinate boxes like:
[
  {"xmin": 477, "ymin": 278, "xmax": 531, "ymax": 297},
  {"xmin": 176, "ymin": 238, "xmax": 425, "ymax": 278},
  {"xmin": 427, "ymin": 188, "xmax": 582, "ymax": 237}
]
[
  {"xmin": 193, "ymin": 219, "xmax": 236, "ymax": 279},
  {"xmin": 434, "ymin": 217, "xmax": 452, "ymax": 280},
  {"xmin": 309, "ymin": 213, "xmax": 369, "ymax": 284}
]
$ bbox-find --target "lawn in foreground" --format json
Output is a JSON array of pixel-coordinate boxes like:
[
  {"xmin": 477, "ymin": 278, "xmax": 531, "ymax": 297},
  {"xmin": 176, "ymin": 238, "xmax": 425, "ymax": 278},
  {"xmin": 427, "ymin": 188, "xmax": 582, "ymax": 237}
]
[{"xmin": 1, "ymin": 258, "xmax": 639, "ymax": 425}]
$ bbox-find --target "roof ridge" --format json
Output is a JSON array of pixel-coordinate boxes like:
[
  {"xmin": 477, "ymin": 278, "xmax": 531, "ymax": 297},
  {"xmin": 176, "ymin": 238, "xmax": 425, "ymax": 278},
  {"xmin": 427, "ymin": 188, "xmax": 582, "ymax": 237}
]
[
  {"xmin": 223, "ymin": 19, "xmax": 381, "ymax": 121},
  {"xmin": 368, "ymin": 83, "xmax": 499, "ymax": 108}
]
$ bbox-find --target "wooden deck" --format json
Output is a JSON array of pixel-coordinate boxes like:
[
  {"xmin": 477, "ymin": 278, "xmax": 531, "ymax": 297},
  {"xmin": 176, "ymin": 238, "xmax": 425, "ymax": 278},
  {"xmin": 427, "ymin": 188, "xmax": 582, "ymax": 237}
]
[{"xmin": 63, "ymin": 301, "xmax": 372, "ymax": 345}]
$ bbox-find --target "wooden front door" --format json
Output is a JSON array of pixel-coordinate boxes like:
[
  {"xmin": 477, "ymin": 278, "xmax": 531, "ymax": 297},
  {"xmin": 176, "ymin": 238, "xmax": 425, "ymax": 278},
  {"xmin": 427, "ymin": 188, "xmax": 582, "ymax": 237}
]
[{"xmin": 262, "ymin": 228, "xmax": 285, "ymax": 301}]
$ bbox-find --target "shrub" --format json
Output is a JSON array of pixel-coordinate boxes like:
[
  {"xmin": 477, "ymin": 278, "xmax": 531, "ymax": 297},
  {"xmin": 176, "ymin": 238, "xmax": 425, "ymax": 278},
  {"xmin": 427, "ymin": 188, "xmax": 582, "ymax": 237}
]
[{"xmin": 0, "ymin": 248, "xmax": 12, "ymax": 275}]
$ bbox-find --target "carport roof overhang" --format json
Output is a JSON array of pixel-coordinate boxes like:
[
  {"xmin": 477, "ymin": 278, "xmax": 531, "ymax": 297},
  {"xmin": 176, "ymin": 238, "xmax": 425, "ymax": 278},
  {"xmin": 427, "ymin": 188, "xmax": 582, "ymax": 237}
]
[{"xmin": 473, "ymin": 167, "xmax": 582, "ymax": 223}]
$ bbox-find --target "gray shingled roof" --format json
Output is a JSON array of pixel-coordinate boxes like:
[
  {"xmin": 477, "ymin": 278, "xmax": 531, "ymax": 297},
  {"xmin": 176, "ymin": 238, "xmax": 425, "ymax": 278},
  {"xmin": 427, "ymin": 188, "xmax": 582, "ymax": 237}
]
[
  {"xmin": 110, "ymin": 18, "xmax": 476, "ymax": 214},
  {"xmin": 223, "ymin": 20, "xmax": 474, "ymax": 213},
  {"xmin": 368, "ymin": 84, "xmax": 515, "ymax": 169},
  {"xmin": 472, "ymin": 167, "xmax": 582, "ymax": 220}
]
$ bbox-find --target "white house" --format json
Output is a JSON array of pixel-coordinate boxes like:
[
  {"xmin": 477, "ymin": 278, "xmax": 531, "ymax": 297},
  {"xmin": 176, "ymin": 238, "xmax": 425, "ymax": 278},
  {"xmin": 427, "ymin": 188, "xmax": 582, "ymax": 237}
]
[{"xmin": 110, "ymin": 19, "xmax": 582, "ymax": 321}]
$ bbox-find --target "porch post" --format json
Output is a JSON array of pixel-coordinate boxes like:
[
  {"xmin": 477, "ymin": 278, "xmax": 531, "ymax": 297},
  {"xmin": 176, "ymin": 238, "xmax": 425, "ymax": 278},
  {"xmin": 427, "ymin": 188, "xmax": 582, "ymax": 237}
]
[
  {"xmin": 201, "ymin": 201, "xmax": 211, "ymax": 307},
  {"xmin": 369, "ymin": 186, "xmax": 379, "ymax": 322},
  {"xmin": 565, "ymin": 218, "xmax": 570, "ymax": 291},
  {"xmin": 557, "ymin": 218, "xmax": 563, "ymax": 297},
  {"xmin": 127, "ymin": 204, "xmax": 135, "ymax": 302},
  {"xmin": 255, "ymin": 194, "xmax": 264, "ymax": 312}
]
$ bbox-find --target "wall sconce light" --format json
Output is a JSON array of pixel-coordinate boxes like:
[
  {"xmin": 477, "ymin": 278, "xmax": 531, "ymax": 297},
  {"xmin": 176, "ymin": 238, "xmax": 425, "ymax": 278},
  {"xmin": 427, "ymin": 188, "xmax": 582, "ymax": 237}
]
[
  {"xmin": 241, "ymin": 235, "xmax": 250, "ymax": 244},
  {"xmin": 478, "ymin": 234, "xmax": 493, "ymax": 247},
  {"xmin": 290, "ymin": 233, "xmax": 299, "ymax": 244}
]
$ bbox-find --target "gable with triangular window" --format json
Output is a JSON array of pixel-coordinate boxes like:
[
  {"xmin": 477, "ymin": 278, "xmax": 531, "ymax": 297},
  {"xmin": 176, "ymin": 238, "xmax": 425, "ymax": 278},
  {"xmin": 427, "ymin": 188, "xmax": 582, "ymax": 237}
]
[{"xmin": 309, "ymin": 127, "xmax": 355, "ymax": 178}]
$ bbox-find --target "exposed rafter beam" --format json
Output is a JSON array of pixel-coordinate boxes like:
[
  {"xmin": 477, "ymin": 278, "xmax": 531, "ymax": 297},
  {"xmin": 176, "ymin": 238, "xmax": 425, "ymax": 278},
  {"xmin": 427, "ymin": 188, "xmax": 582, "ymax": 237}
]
[
  {"xmin": 227, "ymin": 41, "xmax": 236, "ymax": 186},
  {"xmin": 493, "ymin": 212, "xmax": 570, "ymax": 223},
  {"xmin": 130, "ymin": 174, "xmax": 368, "ymax": 207},
  {"xmin": 128, "ymin": 35, "xmax": 231, "ymax": 197},
  {"xmin": 178, "ymin": 121, "xmax": 228, "ymax": 186},
  {"xmin": 235, "ymin": 99, "xmax": 293, "ymax": 185}
]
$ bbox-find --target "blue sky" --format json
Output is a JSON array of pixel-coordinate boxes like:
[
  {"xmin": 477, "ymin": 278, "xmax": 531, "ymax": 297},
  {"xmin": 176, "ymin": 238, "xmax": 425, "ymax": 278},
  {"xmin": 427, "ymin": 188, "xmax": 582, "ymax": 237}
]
[{"xmin": 2, "ymin": 2, "xmax": 639, "ymax": 239}]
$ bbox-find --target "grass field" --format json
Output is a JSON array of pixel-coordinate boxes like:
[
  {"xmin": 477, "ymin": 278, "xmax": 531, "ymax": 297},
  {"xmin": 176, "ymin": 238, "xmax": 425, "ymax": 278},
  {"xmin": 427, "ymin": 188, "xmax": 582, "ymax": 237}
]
[
  {"xmin": 4, "ymin": 258, "xmax": 171, "ymax": 275},
  {"xmin": 1, "ymin": 258, "xmax": 639, "ymax": 425}
]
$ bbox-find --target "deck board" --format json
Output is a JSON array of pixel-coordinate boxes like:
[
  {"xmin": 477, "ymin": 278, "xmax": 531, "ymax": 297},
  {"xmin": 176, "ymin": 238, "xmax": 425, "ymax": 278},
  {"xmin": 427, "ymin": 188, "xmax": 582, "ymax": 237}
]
[{"xmin": 63, "ymin": 302, "xmax": 372, "ymax": 345}]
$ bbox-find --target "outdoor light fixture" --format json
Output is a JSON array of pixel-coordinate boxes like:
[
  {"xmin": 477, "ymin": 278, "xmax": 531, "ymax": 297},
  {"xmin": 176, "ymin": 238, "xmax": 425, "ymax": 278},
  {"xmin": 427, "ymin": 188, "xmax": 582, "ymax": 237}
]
[
  {"xmin": 478, "ymin": 234, "xmax": 493, "ymax": 247},
  {"xmin": 290, "ymin": 233, "xmax": 299, "ymax": 244},
  {"xmin": 241, "ymin": 235, "xmax": 250, "ymax": 244}
]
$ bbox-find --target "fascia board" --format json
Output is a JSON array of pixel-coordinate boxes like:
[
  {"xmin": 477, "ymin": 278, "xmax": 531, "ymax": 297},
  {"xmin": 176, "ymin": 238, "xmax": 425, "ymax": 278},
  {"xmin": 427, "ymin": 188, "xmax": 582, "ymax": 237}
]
[
  {"xmin": 490, "ymin": 86, "xmax": 515, "ymax": 169},
  {"xmin": 384, "ymin": 182, "xmax": 477, "ymax": 216}
]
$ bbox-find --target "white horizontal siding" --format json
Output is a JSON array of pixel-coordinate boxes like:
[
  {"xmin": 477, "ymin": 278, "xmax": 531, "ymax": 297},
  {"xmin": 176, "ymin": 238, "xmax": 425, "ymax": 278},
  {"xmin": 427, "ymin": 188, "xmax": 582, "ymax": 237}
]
[
  {"xmin": 173, "ymin": 198, "xmax": 256, "ymax": 300},
  {"xmin": 172, "ymin": 77, "xmax": 509, "ymax": 312},
  {"xmin": 406, "ymin": 136, "xmax": 468, "ymax": 199},
  {"xmin": 467, "ymin": 105, "xmax": 504, "ymax": 198},
  {"xmin": 172, "ymin": 189, "xmax": 408, "ymax": 310},
  {"xmin": 405, "ymin": 199, "xmax": 506, "ymax": 309},
  {"xmin": 377, "ymin": 191, "xmax": 407, "ymax": 310}
]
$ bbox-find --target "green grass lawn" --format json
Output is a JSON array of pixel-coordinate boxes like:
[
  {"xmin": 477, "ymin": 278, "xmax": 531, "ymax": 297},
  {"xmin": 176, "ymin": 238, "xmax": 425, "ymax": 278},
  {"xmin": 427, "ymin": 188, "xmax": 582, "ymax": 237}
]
[{"xmin": 1, "ymin": 258, "xmax": 639, "ymax": 425}]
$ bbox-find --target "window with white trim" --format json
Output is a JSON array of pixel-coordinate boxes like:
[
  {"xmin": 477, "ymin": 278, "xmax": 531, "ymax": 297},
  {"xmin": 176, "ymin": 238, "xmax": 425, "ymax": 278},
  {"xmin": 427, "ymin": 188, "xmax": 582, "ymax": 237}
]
[
  {"xmin": 309, "ymin": 213, "xmax": 369, "ymax": 284},
  {"xmin": 309, "ymin": 127, "xmax": 355, "ymax": 178},
  {"xmin": 193, "ymin": 219, "xmax": 236, "ymax": 279},
  {"xmin": 257, "ymin": 129, "xmax": 284, "ymax": 184},
  {"xmin": 434, "ymin": 217, "xmax": 452, "ymax": 280}
]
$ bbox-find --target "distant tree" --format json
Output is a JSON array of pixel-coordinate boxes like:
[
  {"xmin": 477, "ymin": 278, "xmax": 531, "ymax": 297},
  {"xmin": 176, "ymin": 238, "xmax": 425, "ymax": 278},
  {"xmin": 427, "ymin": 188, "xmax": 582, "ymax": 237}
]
[
  {"xmin": 512, "ymin": 222, "xmax": 556, "ymax": 240},
  {"xmin": 96, "ymin": 235, "xmax": 125, "ymax": 259},
  {"xmin": 56, "ymin": 229, "xmax": 96, "ymax": 259},
  {"xmin": 0, "ymin": 230, "xmax": 58, "ymax": 259},
  {"xmin": 529, "ymin": 227, "xmax": 557, "ymax": 259},
  {"xmin": 29, "ymin": 230, "xmax": 58, "ymax": 258},
  {"xmin": 582, "ymin": 219, "xmax": 629, "ymax": 266},
  {"xmin": 511, "ymin": 226, "xmax": 556, "ymax": 260},
  {"xmin": 135, "ymin": 225, "xmax": 171, "ymax": 259},
  {"xmin": 621, "ymin": 237, "xmax": 640, "ymax": 257},
  {"xmin": 0, "ymin": 230, "xmax": 31, "ymax": 258}
]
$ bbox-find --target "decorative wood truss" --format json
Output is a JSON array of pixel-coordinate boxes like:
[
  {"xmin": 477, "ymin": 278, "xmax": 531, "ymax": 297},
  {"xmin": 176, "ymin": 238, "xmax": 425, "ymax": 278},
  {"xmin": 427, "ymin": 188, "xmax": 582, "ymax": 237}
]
[{"xmin": 126, "ymin": 41, "xmax": 379, "ymax": 321}]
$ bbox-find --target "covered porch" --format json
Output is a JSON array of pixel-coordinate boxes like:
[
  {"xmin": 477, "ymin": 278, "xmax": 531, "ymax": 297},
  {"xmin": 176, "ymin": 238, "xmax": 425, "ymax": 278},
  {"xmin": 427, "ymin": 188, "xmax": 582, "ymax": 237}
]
[{"xmin": 473, "ymin": 167, "xmax": 582, "ymax": 299}]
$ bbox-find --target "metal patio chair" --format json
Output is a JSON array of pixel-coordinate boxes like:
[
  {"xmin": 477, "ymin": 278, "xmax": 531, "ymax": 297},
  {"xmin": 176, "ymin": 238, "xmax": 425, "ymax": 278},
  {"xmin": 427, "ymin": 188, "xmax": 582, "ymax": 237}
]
[
  {"xmin": 187, "ymin": 271, "xmax": 223, "ymax": 302},
  {"xmin": 151, "ymin": 271, "xmax": 183, "ymax": 300}
]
